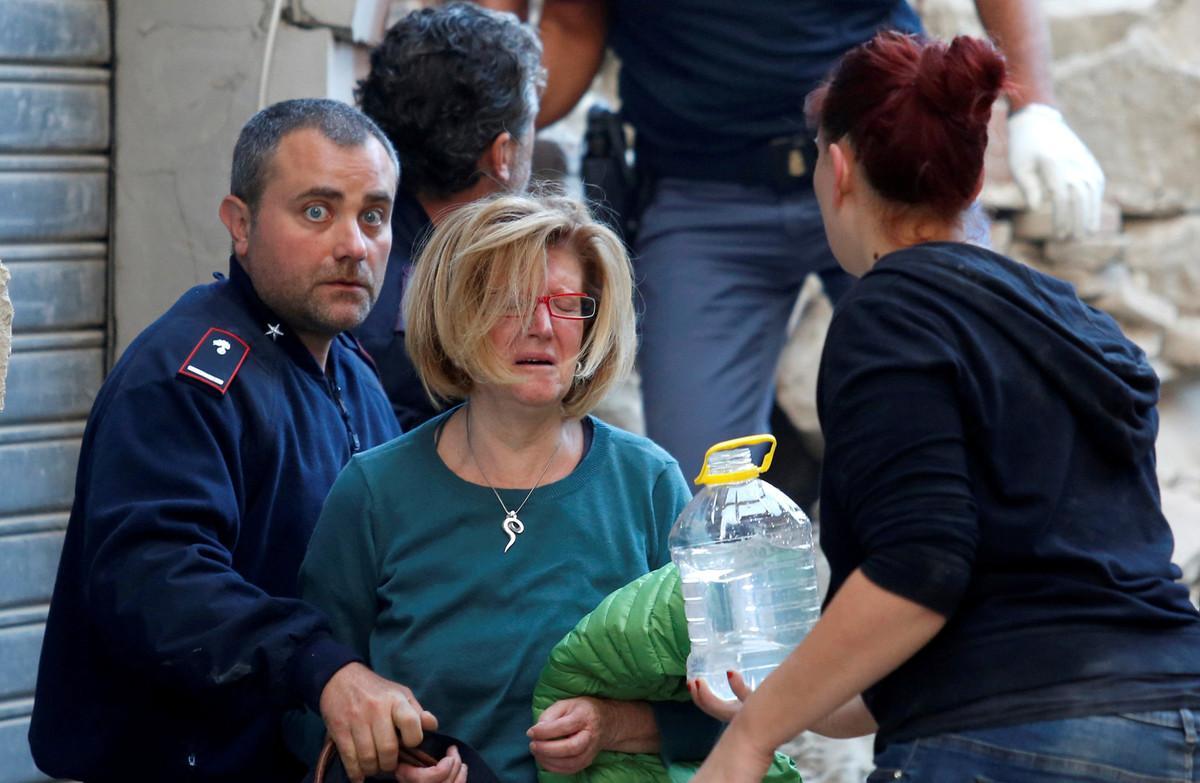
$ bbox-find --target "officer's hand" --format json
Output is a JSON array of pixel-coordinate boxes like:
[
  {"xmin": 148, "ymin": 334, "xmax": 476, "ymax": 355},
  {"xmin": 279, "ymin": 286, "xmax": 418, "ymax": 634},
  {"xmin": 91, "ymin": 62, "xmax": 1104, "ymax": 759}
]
[
  {"xmin": 394, "ymin": 744, "xmax": 468, "ymax": 783},
  {"xmin": 1007, "ymin": 103, "xmax": 1105, "ymax": 240},
  {"xmin": 320, "ymin": 662, "xmax": 438, "ymax": 783}
]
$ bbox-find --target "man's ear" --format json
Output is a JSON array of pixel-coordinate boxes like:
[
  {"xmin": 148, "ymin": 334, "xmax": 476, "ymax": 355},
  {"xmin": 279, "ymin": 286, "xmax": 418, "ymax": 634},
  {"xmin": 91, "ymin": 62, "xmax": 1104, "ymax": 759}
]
[
  {"xmin": 483, "ymin": 131, "xmax": 515, "ymax": 187},
  {"xmin": 219, "ymin": 195, "xmax": 252, "ymax": 258}
]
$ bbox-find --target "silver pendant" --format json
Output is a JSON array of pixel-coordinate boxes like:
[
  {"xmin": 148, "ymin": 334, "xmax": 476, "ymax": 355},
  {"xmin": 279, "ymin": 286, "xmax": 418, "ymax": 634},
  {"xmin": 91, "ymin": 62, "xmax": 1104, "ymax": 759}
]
[{"xmin": 502, "ymin": 510, "xmax": 524, "ymax": 553}]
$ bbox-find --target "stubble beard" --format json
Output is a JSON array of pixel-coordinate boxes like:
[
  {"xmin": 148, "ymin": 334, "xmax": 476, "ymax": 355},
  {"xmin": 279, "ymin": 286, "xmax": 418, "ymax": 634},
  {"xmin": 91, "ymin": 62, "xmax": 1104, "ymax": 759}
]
[{"xmin": 298, "ymin": 285, "xmax": 376, "ymax": 336}]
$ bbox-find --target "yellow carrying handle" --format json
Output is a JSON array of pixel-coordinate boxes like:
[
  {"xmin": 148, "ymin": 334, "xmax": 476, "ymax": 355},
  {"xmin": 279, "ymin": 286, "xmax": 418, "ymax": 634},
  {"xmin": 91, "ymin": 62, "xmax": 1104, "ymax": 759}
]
[{"xmin": 693, "ymin": 434, "xmax": 778, "ymax": 486}]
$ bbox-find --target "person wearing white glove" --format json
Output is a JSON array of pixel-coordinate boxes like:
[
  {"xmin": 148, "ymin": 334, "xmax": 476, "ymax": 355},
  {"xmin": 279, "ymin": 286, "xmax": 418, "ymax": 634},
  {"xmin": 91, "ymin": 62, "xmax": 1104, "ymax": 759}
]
[
  {"xmin": 974, "ymin": 0, "xmax": 1106, "ymax": 239},
  {"xmin": 1007, "ymin": 102, "xmax": 1105, "ymax": 239}
]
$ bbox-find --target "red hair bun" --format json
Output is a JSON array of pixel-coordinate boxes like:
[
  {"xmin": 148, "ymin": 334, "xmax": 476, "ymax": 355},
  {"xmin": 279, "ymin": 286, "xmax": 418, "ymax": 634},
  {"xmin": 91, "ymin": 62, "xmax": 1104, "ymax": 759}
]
[{"xmin": 807, "ymin": 32, "xmax": 1008, "ymax": 218}]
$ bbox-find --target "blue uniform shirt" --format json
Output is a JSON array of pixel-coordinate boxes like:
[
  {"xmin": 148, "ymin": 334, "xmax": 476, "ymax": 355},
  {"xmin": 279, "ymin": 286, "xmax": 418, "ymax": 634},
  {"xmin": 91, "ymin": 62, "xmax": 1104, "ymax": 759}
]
[
  {"xmin": 29, "ymin": 258, "xmax": 400, "ymax": 783},
  {"xmin": 610, "ymin": 0, "xmax": 921, "ymax": 159}
]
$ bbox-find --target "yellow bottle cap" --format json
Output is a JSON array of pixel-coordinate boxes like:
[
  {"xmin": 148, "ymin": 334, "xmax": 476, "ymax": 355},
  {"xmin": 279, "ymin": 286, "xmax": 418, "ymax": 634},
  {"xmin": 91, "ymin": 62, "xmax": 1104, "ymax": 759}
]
[{"xmin": 693, "ymin": 434, "xmax": 777, "ymax": 486}]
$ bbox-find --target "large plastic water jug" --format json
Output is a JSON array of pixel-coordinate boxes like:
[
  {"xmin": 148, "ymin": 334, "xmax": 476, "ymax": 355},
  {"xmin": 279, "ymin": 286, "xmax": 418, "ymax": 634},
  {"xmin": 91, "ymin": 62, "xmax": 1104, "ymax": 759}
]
[{"xmin": 669, "ymin": 435, "xmax": 819, "ymax": 701}]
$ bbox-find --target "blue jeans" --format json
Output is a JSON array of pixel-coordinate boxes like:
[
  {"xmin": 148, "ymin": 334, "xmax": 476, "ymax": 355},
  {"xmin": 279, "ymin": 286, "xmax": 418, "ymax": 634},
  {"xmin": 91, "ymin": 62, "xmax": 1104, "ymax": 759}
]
[
  {"xmin": 633, "ymin": 177, "xmax": 845, "ymax": 480},
  {"xmin": 870, "ymin": 710, "xmax": 1199, "ymax": 782}
]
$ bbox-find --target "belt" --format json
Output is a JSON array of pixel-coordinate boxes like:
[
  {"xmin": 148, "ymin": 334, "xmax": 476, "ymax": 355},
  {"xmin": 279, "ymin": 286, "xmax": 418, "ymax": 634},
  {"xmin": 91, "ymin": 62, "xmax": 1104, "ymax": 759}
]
[{"xmin": 639, "ymin": 135, "xmax": 817, "ymax": 192}]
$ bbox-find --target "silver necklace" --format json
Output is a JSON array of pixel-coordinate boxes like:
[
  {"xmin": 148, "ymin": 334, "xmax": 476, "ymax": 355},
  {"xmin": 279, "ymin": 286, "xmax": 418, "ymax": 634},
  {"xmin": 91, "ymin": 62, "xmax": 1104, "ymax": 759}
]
[{"xmin": 465, "ymin": 404, "xmax": 564, "ymax": 554}]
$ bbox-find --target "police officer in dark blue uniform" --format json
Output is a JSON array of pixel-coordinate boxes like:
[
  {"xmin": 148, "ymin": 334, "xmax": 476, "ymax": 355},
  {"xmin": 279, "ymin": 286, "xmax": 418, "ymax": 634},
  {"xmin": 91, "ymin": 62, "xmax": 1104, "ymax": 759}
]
[{"xmin": 30, "ymin": 99, "xmax": 436, "ymax": 783}]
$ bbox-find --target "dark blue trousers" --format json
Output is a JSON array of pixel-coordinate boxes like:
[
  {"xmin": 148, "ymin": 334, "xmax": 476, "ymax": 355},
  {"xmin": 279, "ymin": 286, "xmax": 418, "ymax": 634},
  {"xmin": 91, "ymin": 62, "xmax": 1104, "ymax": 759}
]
[{"xmin": 633, "ymin": 177, "xmax": 847, "ymax": 479}]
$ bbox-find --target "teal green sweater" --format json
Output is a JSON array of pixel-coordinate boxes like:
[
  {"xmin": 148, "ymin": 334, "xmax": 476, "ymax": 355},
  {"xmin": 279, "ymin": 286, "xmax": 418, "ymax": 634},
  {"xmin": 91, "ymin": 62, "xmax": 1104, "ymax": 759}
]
[{"xmin": 295, "ymin": 410, "xmax": 692, "ymax": 781}]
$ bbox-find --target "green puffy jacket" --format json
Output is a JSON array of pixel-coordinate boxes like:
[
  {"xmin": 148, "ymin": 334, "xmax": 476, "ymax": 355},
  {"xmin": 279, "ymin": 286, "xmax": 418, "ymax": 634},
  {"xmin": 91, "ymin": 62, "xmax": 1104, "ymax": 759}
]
[{"xmin": 532, "ymin": 563, "xmax": 801, "ymax": 783}]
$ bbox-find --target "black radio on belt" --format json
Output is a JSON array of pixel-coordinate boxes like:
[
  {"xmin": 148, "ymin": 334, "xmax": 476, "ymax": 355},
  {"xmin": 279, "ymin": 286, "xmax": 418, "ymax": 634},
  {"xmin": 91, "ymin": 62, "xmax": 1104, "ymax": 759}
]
[
  {"xmin": 580, "ymin": 103, "xmax": 661, "ymax": 246},
  {"xmin": 580, "ymin": 103, "xmax": 636, "ymax": 241}
]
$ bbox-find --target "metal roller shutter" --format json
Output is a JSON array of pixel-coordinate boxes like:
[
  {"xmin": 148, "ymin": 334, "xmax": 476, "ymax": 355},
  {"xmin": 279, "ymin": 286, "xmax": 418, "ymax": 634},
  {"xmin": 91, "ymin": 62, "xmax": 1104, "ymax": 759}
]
[{"xmin": 0, "ymin": 1, "xmax": 111, "ymax": 780}]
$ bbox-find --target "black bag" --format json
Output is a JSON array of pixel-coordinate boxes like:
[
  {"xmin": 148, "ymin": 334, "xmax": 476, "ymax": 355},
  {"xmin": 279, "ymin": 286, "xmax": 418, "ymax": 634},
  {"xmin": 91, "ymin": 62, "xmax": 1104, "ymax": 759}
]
[{"xmin": 306, "ymin": 732, "xmax": 501, "ymax": 783}]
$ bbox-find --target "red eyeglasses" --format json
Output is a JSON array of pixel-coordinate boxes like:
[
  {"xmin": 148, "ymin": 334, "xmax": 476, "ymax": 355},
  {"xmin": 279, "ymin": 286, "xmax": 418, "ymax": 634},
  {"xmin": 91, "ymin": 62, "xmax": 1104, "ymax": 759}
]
[{"xmin": 508, "ymin": 293, "xmax": 597, "ymax": 320}]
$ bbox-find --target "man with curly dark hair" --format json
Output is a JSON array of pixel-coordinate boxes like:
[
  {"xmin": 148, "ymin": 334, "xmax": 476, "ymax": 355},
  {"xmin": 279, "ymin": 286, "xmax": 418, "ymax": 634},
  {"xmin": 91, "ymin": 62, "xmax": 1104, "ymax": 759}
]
[{"xmin": 354, "ymin": 2, "xmax": 544, "ymax": 430}]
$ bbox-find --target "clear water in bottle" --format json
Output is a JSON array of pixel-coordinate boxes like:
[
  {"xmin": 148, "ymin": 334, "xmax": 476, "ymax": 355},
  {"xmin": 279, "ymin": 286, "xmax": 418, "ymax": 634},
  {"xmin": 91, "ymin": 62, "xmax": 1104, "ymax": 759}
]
[{"xmin": 670, "ymin": 440, "xmax": 819, "ymax": 701}]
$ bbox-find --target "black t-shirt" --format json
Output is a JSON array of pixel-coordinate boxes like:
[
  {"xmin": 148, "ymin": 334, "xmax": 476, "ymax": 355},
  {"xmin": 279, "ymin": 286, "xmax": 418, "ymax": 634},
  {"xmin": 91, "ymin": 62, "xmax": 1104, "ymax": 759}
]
[{"xmin": 816, "ymin": 242, "xmax": 1200, "ymax": 746}]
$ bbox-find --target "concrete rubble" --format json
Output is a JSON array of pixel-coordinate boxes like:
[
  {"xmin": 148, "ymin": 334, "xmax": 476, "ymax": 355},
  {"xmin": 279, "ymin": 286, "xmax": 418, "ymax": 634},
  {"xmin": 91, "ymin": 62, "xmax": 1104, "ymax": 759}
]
[
  {"xmin": 1123, "ymin": 214, "xmax": 1200, "ymax": 314},
  {"xmin": 775, "ymin": 274, "xmax": 834, "ymax": 458},
  {"xmin": 1165, "ymin": 317, "xmax": 1200, "ymax": 370}
]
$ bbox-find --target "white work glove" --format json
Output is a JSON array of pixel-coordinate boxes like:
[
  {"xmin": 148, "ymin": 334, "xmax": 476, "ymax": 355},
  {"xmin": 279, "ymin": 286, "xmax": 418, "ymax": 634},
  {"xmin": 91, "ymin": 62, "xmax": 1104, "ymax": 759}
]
[{"xmin": 1007, "ymin": 103, "xmax": 1105, "ymax": 239}]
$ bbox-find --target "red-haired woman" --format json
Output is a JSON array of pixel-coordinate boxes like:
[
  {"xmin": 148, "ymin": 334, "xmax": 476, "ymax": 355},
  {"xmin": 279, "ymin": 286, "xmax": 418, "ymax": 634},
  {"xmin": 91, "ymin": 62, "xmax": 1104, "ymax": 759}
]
[{"xmin": 688, "ymin": 32, "xmax": 1200, "ymax": 783}]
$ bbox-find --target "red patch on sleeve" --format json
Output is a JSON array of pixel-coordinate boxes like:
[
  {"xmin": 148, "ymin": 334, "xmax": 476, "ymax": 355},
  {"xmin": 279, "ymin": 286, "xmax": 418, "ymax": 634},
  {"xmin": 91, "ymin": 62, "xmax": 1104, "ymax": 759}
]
[{"xmin": 177, "ymin": 327, "xmax": 251, "ymax": 394}]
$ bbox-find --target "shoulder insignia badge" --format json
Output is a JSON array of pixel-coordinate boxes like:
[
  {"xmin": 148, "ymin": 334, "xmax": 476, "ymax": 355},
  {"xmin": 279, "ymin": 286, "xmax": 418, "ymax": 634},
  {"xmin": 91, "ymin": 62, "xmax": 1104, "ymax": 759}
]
[{"xmin": 177, "ymin": 327, "xmax": 250, "ymax": 394}]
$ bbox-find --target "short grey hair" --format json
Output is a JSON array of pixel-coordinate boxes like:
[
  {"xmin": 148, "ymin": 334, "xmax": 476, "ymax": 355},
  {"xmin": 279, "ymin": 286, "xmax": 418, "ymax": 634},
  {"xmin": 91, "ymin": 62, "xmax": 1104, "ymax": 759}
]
[
  {"xmin": 357, "ymin": 3, "xmax": 544, "ymax": 198},
  {"xmin": 230, "ymin": 98, "xmax": 400, "ymax": 212}
]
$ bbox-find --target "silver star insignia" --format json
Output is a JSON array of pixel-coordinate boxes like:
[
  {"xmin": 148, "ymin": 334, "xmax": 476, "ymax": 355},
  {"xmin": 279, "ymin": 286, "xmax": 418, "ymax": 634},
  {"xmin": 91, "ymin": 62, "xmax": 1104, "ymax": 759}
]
[{"xmin": 265, "ymin": 323, "xmax": 284, "ymax": 340}]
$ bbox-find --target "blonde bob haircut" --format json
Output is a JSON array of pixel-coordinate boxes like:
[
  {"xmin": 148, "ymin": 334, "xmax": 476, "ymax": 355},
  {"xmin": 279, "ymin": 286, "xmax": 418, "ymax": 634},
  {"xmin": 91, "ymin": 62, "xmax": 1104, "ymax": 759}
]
[{"xmin": 404, "ymin": 192, "xmax": 636, "ymax": 419}]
